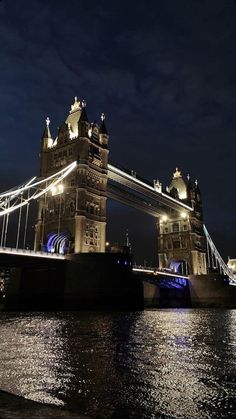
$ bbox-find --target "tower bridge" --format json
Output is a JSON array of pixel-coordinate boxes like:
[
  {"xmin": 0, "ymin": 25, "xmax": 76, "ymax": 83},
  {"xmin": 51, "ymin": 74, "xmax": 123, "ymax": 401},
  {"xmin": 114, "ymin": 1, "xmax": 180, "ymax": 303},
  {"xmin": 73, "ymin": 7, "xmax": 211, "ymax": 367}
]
[{"xmin": 0, "ymin": 97, "xmax": 235, "ymax": 289}]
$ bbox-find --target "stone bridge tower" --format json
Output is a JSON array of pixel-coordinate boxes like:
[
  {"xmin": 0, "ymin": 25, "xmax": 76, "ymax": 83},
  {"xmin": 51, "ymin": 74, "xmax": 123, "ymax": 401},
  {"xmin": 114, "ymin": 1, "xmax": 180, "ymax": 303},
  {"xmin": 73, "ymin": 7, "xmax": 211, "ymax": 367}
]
[
  {"xmin": 34, "ymin": 98, "xmax": 109, "ymax": 254},
  {"xmin": 158, "ymin": 168, "xmax": 207, "ymax": 275}
]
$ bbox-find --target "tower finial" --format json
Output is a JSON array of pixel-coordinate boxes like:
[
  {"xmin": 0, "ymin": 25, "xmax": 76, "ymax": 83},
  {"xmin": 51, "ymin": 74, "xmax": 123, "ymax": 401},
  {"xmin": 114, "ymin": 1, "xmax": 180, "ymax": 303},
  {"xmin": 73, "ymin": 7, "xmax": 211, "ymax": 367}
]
[
  {"xmin": 82, "ymin": 99, "xmax": 86, "ymax": 108},
  {"xmin": 187, "ymin": 173, "xmax": 190, "ymax": 181},
  {"xmin": 195, "ymin": 179, "xmax": 198, "ymax": 186},
  {"xmin": 173, "ymin": 167, "xmax": 182, "ymax": 179},
  {"xmin": 101, "ymin": 113, "xmax": 105, "ymax": 121},
  {"xmin": 42, "ymin": 116, "xmax": 52, "ymax": 145}
]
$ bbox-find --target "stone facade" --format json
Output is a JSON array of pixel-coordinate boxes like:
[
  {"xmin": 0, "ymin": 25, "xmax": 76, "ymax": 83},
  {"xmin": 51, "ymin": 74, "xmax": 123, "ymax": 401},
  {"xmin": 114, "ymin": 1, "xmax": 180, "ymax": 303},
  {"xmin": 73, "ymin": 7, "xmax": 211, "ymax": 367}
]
[{"xmin": 34, "ymin": 98, "xmax": 108, "ymax": 254}]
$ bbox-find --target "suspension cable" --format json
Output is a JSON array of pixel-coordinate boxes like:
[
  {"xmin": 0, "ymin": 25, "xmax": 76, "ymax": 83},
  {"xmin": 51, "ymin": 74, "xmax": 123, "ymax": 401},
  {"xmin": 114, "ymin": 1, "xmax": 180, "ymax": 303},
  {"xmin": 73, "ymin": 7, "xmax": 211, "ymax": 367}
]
[
  {"xmin": 0, "ymin": 215, "xmax": 6, "ymax": 247},
  {"xmin": 16, "ymin": 195, "xmax": 23, "ymax": 249},
  {"xmin": 203, "ymin": 224, "xmax": 236, "ymax": 283},
  {"xmin": 4, "ymin": 199, "xmax": 10, "ymax": 247},
  {"xmin": 23, "ymin": 201, "xmax": 30, "ymax": 249},
  {"xmin": 0, "ymin": 162, "xmax": 76, "ymax": 199},
  {"xmin": 0, "ymin": 161, "xmax": 77, "ymax": 217}
]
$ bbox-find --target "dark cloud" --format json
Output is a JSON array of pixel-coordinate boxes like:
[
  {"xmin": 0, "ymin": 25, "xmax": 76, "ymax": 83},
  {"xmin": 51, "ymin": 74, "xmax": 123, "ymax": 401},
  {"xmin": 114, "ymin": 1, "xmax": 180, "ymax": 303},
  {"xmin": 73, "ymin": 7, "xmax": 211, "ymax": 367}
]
[{"xmin": 0, "ymin": 0, "xmax": 235, "ymax": 260}]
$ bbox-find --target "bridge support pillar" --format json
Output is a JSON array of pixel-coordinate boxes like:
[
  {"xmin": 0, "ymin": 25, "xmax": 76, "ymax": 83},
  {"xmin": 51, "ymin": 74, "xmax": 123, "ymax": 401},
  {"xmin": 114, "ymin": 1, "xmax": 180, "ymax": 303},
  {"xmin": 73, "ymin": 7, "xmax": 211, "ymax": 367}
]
[
  {"xmin": 74, "ymin": 216, "xmax": 85, "ymax": 253},
  {"xmin": 191, "ymin": 250, "xmax": 207, "ymax": 275}
]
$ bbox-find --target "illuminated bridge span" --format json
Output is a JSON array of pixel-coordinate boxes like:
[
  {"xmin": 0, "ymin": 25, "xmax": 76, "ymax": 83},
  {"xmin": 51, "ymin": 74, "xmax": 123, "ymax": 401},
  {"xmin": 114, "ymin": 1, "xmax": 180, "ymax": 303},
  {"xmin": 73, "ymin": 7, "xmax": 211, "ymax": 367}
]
[{"xmin": 107, "ymin": 163, "xmax": 193, "ymax": 217}]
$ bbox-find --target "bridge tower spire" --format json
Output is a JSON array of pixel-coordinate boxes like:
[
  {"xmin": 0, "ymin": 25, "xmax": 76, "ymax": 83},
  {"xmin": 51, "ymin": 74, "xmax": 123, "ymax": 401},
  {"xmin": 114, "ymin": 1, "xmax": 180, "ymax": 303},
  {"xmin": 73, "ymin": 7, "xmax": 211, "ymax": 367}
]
[
  {"xmin": 34, "ymin": 98, "xmax": 109, "ymax": 254},
  {"xmin": 41, "ymin": 117, "xmax": 53, "ymax": 152},
  {"xmin": 158, "ymin": 169, "xmax": 207, "ymax": 275}
]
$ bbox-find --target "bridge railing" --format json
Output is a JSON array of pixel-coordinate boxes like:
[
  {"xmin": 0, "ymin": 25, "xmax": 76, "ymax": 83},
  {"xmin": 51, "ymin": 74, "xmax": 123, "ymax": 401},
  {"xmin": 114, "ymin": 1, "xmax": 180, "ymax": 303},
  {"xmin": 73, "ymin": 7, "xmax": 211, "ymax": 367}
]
[{"xmin": 0, "ymin": 246, "xmax": 65, "ymax": 260}]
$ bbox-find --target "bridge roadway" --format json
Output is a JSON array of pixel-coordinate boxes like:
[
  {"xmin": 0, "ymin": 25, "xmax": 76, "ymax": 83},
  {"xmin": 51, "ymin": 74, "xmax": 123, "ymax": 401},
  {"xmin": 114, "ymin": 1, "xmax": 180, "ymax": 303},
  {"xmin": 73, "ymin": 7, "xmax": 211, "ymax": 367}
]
[
  {"xmin": 0, "ymin": 246, "xmax": 188, "ymax": 281},
  {"xmin": 107, "ymin": 163, "xmax": 193, "ymax": 216},
  {"xmin": 133, "ymin": 266, "xmax": 188, "ymax": 280}
]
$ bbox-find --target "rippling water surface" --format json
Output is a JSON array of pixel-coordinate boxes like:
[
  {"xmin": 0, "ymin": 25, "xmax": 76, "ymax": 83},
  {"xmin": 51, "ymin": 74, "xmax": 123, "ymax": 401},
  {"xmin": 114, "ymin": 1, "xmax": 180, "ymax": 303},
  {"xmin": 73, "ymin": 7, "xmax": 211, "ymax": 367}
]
[{"xmin": 1, "ymin": 309, "xmax": 236, "ymax": 418}]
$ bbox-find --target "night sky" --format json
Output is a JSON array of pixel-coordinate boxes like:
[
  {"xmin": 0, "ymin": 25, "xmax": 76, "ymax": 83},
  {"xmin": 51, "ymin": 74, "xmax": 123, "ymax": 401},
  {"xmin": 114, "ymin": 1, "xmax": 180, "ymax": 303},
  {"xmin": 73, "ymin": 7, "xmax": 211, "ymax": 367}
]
[{"xmin": 0, "ymin": 0, "xmax": 235, "ymax": 263}]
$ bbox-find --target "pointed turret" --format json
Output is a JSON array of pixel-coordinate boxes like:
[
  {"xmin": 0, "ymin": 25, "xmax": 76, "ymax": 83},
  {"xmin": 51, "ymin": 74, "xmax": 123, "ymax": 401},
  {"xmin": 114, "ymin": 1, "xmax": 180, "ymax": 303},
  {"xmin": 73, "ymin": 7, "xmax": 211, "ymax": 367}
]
[
  {"xmin": 80, "ymin": 100, "xmax": 88, "ymax": 122},
  {"xmin": 99, "ymin": 113, "xmax": 109, "ymax": 147},
  {"xmin": 78, "ymin": 99, "xmax": 89, "ymax": 137},
  {"xmin": 100, "ymin": 113, "xmax": 108, "ymax": 134},
  {"xmin": 186, "ymin": 174, "xmax": 195, "ymax": 207},
  {"xmin": 194, "ymin": 179, "xmax": 202, "ymax": 203},
  {"xmin": 41, "ymin": 117, "xmax": 53, "ymax": 150}
]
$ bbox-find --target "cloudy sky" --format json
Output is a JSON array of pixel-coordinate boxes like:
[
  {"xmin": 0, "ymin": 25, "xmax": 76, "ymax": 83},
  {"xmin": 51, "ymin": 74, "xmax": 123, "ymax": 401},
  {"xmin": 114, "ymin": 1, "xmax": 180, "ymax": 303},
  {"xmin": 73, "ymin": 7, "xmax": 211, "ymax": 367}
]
[{"xmin": 0, "ymin": 0, "xmax": 235, "ymax": 262}]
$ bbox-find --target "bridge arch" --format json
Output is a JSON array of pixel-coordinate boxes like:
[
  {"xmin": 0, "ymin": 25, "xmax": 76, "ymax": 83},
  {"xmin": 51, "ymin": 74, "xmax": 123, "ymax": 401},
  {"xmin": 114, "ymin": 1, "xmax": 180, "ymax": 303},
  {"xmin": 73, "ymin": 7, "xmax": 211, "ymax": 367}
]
[{"xmin": 169, "ymin": 260, "xmax": 190, "ymax": 276}]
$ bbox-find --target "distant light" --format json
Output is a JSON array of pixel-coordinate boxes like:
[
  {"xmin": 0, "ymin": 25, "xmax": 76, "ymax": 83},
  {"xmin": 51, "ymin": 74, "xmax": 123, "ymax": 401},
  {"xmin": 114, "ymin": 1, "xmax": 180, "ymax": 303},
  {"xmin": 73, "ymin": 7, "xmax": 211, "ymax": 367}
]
[{"xmin": 106, "ymin": 241, "xmax": 110, "ymax": 246}]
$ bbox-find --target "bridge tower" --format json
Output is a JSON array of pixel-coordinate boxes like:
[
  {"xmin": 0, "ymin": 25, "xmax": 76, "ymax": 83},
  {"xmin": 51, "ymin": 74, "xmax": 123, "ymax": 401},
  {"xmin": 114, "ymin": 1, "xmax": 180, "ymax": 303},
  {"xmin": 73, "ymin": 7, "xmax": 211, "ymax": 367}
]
[
  {"xmin": 158, "ymin": 168, "xmax": 207, "ymax": 275},
  {"xmin": 34, "ymin": 98, "xmax": 109, "ymax": 254}
]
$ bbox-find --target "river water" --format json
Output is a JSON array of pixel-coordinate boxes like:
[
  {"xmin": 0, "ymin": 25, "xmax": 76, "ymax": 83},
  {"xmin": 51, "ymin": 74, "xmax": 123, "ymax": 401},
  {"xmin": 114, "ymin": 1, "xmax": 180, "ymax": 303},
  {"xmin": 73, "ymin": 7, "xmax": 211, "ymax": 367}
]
[{"xmin": 0, "ymin": 309, "xmax": 236, "ymax": 418}]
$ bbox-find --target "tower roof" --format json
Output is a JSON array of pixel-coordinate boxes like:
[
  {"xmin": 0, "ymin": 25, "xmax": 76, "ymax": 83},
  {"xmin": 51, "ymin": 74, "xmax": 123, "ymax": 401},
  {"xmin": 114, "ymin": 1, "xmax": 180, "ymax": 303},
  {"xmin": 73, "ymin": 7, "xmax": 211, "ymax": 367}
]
[
  {"xmin": 65, "ymin": 97, "xmax": 83, "ymax": 137},
  {"xmin": 169, "ymin": 168, "xmax": 187, "ymax": 200}
]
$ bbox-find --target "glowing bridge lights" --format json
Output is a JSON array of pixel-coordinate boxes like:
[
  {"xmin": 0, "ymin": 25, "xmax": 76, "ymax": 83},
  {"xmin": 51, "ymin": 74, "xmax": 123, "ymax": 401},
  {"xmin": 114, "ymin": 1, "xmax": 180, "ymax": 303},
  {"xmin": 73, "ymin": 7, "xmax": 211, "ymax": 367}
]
[
  {"xmin": 46, "ymin": 232, "xmax": 69, "ymax": 255},
  {"xmin": 51, "ymin": 183, "xmax": 64, "ymax": 196},
  {"xmin": 181, "ymin": 212, "xmax": 188, "ymax": 219},
  {"xmin": 161, "ymin": 215, "xmax": 168, "ymax": 223},
  {"xmin": 0, "ymin": 161, "xmax": 77, "ymax": 218}
]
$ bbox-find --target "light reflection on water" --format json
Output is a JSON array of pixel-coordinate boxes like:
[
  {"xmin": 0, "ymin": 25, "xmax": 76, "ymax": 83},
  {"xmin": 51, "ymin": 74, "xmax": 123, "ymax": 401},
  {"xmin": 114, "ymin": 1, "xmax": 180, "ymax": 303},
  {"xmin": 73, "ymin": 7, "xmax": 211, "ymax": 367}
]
[{"xmin": 0, "ymin": 309, "xmax": 236, "ymax": 418}]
